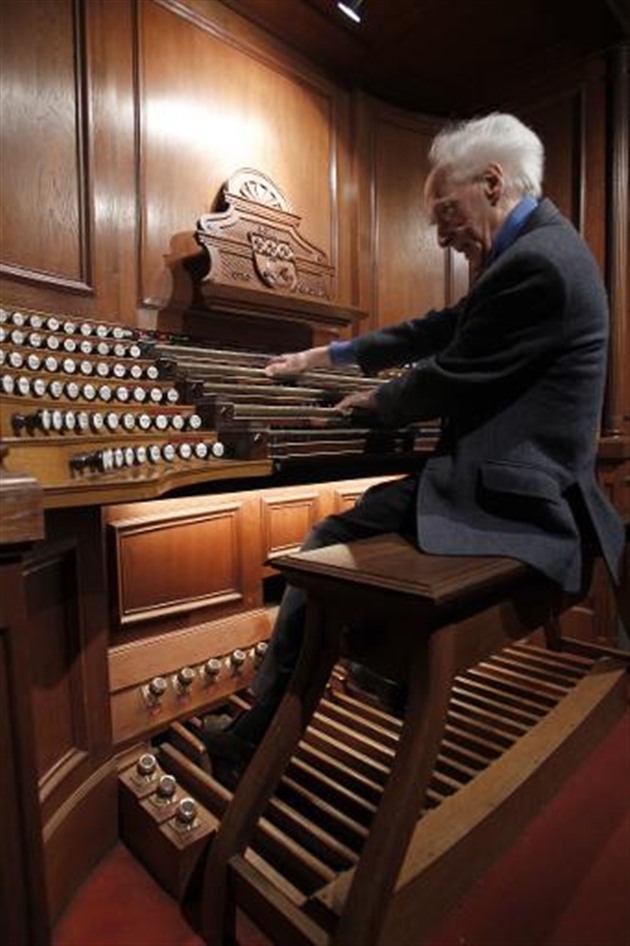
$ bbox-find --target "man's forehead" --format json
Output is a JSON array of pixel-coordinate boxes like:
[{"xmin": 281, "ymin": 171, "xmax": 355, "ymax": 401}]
[{"xmin": 424, "ymin": 167, "xmax": 456, "ymax": 206}]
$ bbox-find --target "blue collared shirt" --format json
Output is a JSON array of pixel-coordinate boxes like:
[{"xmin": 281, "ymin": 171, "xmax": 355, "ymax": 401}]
[
  {"xmin": 329, "ymin": 195, "xmax": 539, "ymax": 367},
  {"xmin": 483, "ymin": 195, "xmax": 538, "ymax": 268}
]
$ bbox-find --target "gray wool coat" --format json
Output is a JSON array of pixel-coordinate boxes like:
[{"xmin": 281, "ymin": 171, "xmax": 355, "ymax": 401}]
[{"xmin": 353, "ymin": 199, "xmax": 624, "ymax": 593}]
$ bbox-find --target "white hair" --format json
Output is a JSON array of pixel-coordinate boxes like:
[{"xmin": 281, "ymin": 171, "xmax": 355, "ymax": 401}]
[{"xmin": 429, "ymin": 113, "xmax": 544, "ymax": 199}]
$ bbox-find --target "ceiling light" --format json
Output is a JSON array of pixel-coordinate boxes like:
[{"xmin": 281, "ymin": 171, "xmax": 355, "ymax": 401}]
[{"xmin": 337, "ymin": 0, "xmax": 364, "ymax": 24}]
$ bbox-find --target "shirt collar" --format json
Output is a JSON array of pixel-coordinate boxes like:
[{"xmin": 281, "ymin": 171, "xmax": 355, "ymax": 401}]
[{"xmin": 485, "ymin": 195, "xmax": 538, "ymax": 267}]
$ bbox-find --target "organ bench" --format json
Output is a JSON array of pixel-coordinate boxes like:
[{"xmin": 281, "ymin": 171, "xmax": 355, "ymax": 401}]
[{"xmin": 198, "ymin": 531, "xmax": 629, "ymax": 946}]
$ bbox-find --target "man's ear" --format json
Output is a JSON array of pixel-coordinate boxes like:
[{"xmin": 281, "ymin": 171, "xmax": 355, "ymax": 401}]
[{"xmin": 483, "ymin": 163, "xmax": 504, "ymax": 205}]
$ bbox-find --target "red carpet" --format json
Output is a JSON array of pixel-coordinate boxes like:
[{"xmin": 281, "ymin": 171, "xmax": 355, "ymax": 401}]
[{"xmin": 54, "ymin": 709, "xmax": 630, "ymax": 946}]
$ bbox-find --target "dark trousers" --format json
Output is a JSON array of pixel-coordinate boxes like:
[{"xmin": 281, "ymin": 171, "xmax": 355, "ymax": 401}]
[{"xmin": 232, "ymin": 473, "xmax": 421, "ymax": 744}]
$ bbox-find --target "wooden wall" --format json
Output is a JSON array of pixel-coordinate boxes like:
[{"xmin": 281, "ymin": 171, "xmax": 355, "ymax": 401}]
[{"xmin": 2, "ymin": 2, "xmax": 625, "ymax": 430}]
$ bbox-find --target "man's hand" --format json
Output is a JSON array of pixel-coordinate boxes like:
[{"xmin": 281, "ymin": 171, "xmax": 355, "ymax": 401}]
[
  {"xmin": 334, "ymin": 389, "xmax": 379, "ymax": 414},
  {"xmin": 265, "ymin": 346, "xmax": 331, "ymax": 378}
]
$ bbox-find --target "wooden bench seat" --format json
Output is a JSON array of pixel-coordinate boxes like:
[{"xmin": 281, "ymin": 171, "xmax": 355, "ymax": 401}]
[{"xmin": 198, "ymin": 533, "xmax": 629, "ymax": 946}]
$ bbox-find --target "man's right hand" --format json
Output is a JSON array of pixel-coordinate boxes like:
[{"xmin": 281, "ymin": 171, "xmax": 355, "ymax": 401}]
[{"xmin": 265, "ymin": 346, "xmax": 332, "ymax": 378}]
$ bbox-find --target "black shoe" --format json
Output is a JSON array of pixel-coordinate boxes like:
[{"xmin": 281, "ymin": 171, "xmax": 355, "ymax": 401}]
[
  {"xmin": 200, "ymin": 712, "xmax": 236, "ymax": 736},
  {"xmin": 211, "ymin": 755, "xmax": 247, "ymax": 792},
  {"xmin": 345, "ymin": 661, "xmax": 407, "ymax": 715},
  {"xmin": 199, "ymin": 723, "xmax": 257, "ymax": 792}
]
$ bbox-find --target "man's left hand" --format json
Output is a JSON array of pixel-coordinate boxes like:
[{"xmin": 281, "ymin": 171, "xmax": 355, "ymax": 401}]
[{"xmin": 334, "ymin": 389, "xmax": 379, "ymax": 414}]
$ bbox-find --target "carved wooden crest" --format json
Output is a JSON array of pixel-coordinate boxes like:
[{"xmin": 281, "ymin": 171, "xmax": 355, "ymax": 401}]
[{"xmin": 195, "ymin": 169, "xmax": 334, "ymax": 300}]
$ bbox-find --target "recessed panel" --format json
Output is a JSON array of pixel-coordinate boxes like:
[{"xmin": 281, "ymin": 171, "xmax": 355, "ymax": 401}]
[
  {"xmin": 261, "ymin": 492, "xmax": 321, "ymax": 560},
  {"xmin": 111, "ymin": 506, "xmax": 247, "ymax": 626},
  {"xmin": 0, "ymin": 0, "xmax": 87, "ymax": 285},
  {"xmin": 24, "ymin": 551, "xmax": 85, "ymax": 783}
]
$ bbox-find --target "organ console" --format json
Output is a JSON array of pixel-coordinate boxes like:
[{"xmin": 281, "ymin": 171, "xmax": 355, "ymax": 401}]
[
  {"xmin": 0, "ymin": 168, "xmax": 440, "ymax": 942},
  {"xmin": 0, "ymin": 167, "xmax": 627, "ymax": 946}
]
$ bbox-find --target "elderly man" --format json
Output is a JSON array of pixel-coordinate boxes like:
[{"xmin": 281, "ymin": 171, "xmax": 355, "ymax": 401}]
[{"xmin": 202, "ymin": 112, "xmax": 624, "ymax": 782}]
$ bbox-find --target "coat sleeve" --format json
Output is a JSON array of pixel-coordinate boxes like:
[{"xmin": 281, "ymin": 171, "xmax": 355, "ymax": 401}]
[
  {"xmin": 374, "ymin": 254, "xmax": 567, "ymax": 427},
  {"xmin": 352, "ymin": 302, "xmax": 464, "ymax": 375}
]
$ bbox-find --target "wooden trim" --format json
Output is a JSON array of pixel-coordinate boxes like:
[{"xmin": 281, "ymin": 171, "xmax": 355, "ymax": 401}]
[
  {"xmin": 604, "ymin": 44, "xmax": 629, "ymax": 435},
  {"xmin": 0, "ymin": 262, "xmax": 95, "ymax": 295}
]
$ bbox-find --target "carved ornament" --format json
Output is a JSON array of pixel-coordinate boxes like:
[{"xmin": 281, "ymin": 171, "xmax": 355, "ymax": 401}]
[{"xmin": 195, "ymin": 169, "xmax": 334, "ymax": 300}]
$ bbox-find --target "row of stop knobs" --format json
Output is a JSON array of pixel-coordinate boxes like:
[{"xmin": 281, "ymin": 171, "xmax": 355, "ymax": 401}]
[
  {"xmin": 0, "ymin": 325, "xmax": 144, "ymax": 359},
  {"xmin": 1, "ymin": 306, "xmax": 137, "ymax": 339},
  {"xmin": 70, "ymin": 439, "xmax": 224, "ymax": 474},
  {"xmin": 142, "ymin": 642, "xmax": 268, "ymax": 705}
]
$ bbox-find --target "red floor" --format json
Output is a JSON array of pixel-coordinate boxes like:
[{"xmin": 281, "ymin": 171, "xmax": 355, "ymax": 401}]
[{"xmin": 54, "ymin": 709, "xmax": 630, "ymax": 946}]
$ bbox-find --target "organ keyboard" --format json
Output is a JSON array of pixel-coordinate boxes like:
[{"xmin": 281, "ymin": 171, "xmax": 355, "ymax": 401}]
[
  {"xmin": 0, "ymin": 304, "xmax": 437, "ymax": 505},
  {"xmin": 151, "ymin": 338, "xmax": 438, "ymax": 469}
]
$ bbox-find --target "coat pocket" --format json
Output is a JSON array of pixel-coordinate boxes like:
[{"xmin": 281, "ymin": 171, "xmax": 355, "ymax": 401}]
[{"xmin": 479, "ymin": 460, "xmax": 562, "ymax": 504}]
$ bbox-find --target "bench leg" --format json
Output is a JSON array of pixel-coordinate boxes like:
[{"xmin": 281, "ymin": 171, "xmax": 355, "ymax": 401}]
[
  {"xmin": 201, "ymin": 599, "xmax": 343, "ymax": 946},
  {"xmin": 332, "ymin": 623, "xmax": 458, "ymax": 946}
]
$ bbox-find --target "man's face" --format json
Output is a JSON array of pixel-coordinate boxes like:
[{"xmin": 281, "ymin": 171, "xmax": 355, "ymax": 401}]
[{"xmin": 425, "ymin": 167, "xmax": 500, "ymax": 270}]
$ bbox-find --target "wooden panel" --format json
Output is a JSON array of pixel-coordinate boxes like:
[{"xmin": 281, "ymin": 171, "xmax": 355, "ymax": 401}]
[
  {"xmin": 24, "ymin": 550, "xmax": 88, "ymax": 784},
  {"xmin": 138, "ymin": 0, "xmax": 340, "ymax": 311},
  {"xmin": 0, "ymin": 558, "xmax": 50, "ymax": 946},
  {"xmin": 109, "ymin": 499, "xmax": 259, "ymax": 626},
  {"xmin": 0, "ymin": 0, "xmax": 90, "ymax": 292},
  {"xmin": 605, "ymin": 46, "xmax": 630, "ymax": 437},
  {"xmin": 510, "ymin": 59, "xmax": 628, "ymax": 439},
  {"xmin": 16, "ymin": 501, "xmax": 117, "ymax": 921},
  {"xmin": 580, "ymin": 58, "xmax": 608, "ymax": 275},
  {"xmin": 521, "ymin": 90, "xmax": 582, "ymax": 228},
  {"xmin": 109, "ymin": 609, "xmax": 272, "ymax": 745},
  {"xmin": 261, "ymin": 489, "xmax": 323, "ymax": 562},
  {"xmin": 368, "ymin": 105, "xmax": 447, "ymax": 331}
]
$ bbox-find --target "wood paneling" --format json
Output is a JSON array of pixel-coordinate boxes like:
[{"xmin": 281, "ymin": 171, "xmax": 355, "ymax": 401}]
[
  {"xmin": 0, "ymin": 0, "xmax": 90, "ymax": 292},
  {"xmin": 0, "ymin": 558, "xmax": 50, "ymax": 946},
  {"xmin": 261, "ymin": 489, "xmax": 324, "ymax": 563},
  {"xmin": 106, "ymin": 491, "xmax": 263, "ymax": 638},
  {"xmin": 138, "ymin": 0, "xmax": 341, "ymax": 311},
  {"xmin": 109, "ymin": 608, "xmax": 272, "ymax": 744},
  {"xmin": 358, "ymin": 101, "xmax": 449, "ymax": 330},
  {"xmin": 605, "ymin": 45, "xmax": 630, "ymax": 436},
  {"xmin": 23, "ymin": 505, "xmax": 116, "ymax": 919},
  {"xmin": 25, "ymin": 551, "xmax": 87, "ymax": 782},
  {"xmin": 521, "ymin": 91, "xmax": 583, "ymax": 232},
  {"xmin": 508, "ymin": 55, "xmax": 629, "ymax": 437},
  {"xmin": 109, "ymin": 501, "xmax": 258, "ymax": 626},
  {"xmin": 0, "ymin": 0, "xmax": 138, "ymax": 324}
]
